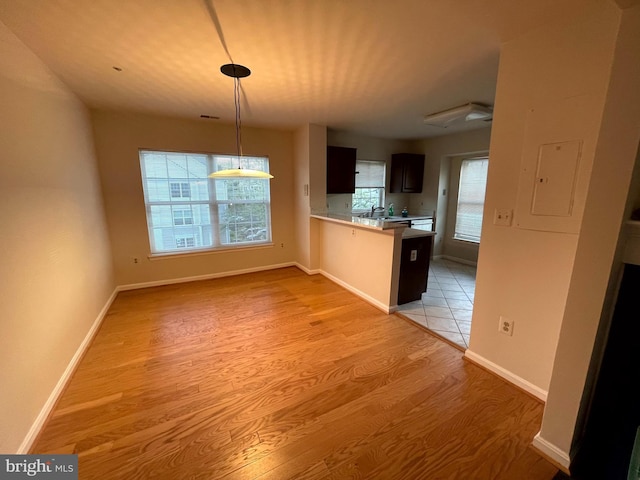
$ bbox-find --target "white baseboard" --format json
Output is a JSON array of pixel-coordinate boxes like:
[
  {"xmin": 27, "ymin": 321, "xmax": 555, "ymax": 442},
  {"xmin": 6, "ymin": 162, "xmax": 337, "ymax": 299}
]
[
  {"xmin": 464, "ymin": 350, "xmax": 548, "ymax": 402},
  {"xmin": 532, "ymin": 432, "xmax": 571, "ymax": 470},
  {"xmin": 294, "ymin": 263, "xmax": 321, "ymax": 275},
  {"xmin": 118, "ymin": 262, "xmax": 297, "ymax": 291},
  {"xmin": 18, "ymin": 287, "xmax": 119, "ymax": 454},
  {"xmin": 319, "ymin": 270, "xmax": 392, "ymax": 314}
]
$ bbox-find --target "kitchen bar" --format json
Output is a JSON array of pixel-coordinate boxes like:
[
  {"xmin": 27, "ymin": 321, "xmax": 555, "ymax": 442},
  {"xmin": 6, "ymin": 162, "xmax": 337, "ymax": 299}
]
[{"xmin": 311, "ymin": 214, "xmax": 435, "ymax": 313}]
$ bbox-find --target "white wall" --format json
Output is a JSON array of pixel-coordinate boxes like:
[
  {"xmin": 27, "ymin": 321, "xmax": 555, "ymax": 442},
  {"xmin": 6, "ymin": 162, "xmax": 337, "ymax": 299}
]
[
  {"xmin": 91, "ymin": 110, "xmax": 296, "ymax": 286},
  {"xmin": 314, "ymin": 219, "xmax": 402, "ymax": 311},
  {"xmin": 467, "ymin": 0, "xmax": 620, "ymax": 394},
  {"xmin": 293, "ymin": 124, "xmax": 326, "ymax": 272},
  {"xmin": 539, "ymin": 3, "xmax": 640, "ymax": 460},
  {"xmin": 0, "ymin": 22, "xmax": 114, "ymax": 452}
]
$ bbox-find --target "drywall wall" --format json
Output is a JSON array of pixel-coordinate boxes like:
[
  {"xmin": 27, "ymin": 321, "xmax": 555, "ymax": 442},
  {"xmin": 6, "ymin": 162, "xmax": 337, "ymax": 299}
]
[
  {"xmin": 293, "ymin": 124, "xmax": 326, "ymax": 272},
  {"xmin": 467, "ymin": 0, "xmax": 620, "ymax": 401},
  {"xmin": 416, "ymin": 128, "xmax": 492, "ymax": 257},
  {"xmin": 326, "ymin": 129, "xmax": 415, "ymax": 215},
  {"xmin": 538, "ymin": 3, "xmax": 640, "ymax": 460},
  {"xmin": 0, "ymin": 22, "xmax": 114, "ymax": 452},
  {"xmin": 91, "ymin": 110, "xmax": 296, "ymax": 286},
  {"xmin": 314, "ymin": 218, "xmax": 402, "ymax": 311}
]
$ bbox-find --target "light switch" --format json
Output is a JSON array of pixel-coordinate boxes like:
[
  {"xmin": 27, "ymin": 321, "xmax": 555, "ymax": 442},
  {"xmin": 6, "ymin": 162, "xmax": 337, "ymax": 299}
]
[{"xmin": 494, "ymin": 209, "xmax": 512, "ymax": 226}]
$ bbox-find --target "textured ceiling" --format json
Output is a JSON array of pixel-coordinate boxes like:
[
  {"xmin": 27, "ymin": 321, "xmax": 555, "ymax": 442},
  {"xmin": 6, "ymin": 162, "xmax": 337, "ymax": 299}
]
[{"xmin": 0, "ymin": 0, "xmax": 602, "ymax": 139}]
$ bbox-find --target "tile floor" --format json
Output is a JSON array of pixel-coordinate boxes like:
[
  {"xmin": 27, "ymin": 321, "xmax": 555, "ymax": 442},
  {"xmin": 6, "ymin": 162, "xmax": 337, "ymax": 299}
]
[{"xmin": 397, "ymin": 257, "xmax": 477, "ymax": 349}]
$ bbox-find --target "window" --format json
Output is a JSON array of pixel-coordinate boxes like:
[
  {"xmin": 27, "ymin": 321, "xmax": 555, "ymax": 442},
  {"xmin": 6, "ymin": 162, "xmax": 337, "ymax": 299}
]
[
  {"xmin": 170, "ymin": 182, "xmax": 191, "ymax": 198},
  {"xmin": 454, "ymin": 157, "xmax": 489, "ymax": 243},
  {"xmin": 139, "ymin": 150, "xmax": 272, "ymax": 254},
  {"xmin": 172, "ymin": 207, "xmax": 193, "ymax": 226},
  {"xmin": 352, "ymin": 160, "xmax": 386, "ymax": 211}
]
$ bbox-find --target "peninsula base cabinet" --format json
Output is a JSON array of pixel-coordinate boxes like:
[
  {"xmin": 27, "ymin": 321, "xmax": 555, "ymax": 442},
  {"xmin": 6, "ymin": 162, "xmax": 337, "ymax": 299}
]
[{"xmin": 397, "ymin": 235, "xmax": 432, "ymax": 305}]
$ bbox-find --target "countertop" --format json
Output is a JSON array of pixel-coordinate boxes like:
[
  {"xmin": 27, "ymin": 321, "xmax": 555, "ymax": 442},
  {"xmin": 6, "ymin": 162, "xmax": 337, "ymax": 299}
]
[
  {"xmin": 402, "ymin": 228, "xmax": 436, "ymax": 239},
  {"xmin": 311, "ymin": 213, "xmax": 403, "ymax": 230},
  {"xmin": 310, "ymin": 214, "xmax": 436, "ymax": 238}
]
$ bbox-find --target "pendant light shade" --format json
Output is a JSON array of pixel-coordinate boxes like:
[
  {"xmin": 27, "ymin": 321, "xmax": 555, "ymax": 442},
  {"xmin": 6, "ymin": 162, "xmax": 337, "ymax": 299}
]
[
  {"xmin": 209, "ymin": 167, "xmax": 274, "ymax": 179},
  {"xmin": 209, "ymin": 63, "xmax": 274, "ymax": 179}
]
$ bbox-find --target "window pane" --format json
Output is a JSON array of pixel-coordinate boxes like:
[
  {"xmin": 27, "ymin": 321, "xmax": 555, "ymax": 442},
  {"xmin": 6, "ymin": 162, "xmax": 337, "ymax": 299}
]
[
  {"xmin": 140, "ymin": 150, "xmax": 272, "ymax": 254},
  {"xmin": 454, "ymin": 158, "xmax": 488, "ymax": 243},
  {"xmin": 353, "ymin": 188, "xmax": 384, "ymax": 210},
  {"xmin": 353, "ymin": 160, "xmax": 385, "ymax": 210}
]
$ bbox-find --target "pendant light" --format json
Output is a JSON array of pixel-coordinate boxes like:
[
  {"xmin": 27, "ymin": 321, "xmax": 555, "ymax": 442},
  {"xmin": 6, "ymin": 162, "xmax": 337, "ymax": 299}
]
[{"xmin": 209, "ymin": 63, "xmax": 274, "ymax": 179}]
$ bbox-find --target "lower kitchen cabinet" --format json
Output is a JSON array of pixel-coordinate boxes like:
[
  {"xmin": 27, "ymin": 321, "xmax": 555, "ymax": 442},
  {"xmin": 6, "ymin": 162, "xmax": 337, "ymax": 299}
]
[{"xmin": 397, "ymin": 235, "xmax": 432, "ymax": 305}]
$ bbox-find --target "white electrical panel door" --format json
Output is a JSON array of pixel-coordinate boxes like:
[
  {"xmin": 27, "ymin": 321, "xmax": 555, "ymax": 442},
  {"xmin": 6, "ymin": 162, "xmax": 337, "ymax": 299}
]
[
  {"xmin": 531, "ymin": 140, "xmax": 582, "ymax": 216},
  {"xmin": 515, "ymin": 94, "xmax": 597, "ymax": 234}
]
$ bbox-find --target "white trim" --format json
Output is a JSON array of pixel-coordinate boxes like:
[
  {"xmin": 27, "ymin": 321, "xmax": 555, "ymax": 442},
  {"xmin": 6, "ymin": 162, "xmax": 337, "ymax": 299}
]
[
  {"xmin": 439, "ymin": 255, "xmax": 478, "ymax": 267},
  {"xmin": 294, "ymin": 263, "xmax": 321, "ymax": 275},
  {"xmin": 464, "ymin": 350, "xmax": 548, "ymax": 402},
  {"xmin": 118, "ymin": 262, "xmax": 297, "ymax": 291},
  {"xmin": 319, "ymin": 270, "xmax": 392, "ymax": 314},
  {"xmin": 17, "ymin": 287, "xmax": 119, "ymax": 454},
  {"xmin": 532, "ymin": 432, "xmax": 571, "ymax": 469}
]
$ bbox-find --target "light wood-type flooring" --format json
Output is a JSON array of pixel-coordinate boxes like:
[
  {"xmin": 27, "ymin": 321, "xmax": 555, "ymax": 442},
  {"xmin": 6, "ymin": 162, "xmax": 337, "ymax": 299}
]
[{"xmin": 33, "ymin": 267, "xmax": 558, "ymax": 479}]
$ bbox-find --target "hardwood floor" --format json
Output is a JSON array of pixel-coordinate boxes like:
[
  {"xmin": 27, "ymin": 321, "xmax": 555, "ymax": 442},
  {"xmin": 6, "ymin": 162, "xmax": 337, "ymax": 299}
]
[{"xmin": 33, "ymin": 267, "xmax": 558, "ymax": 479}]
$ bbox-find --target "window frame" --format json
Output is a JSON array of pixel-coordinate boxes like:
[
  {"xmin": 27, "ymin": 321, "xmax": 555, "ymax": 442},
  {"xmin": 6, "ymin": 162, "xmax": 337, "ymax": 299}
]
[
  {"xmin": 139, "ymin": 150, "xmax": 273, "ymax": 256},
  {"xmin": 351, "ymin": 159, "xmax": 386, "ymax": 213},
  {"xmin": 452, "ymin": 156, "xmax": 489, "ymax": 244}
]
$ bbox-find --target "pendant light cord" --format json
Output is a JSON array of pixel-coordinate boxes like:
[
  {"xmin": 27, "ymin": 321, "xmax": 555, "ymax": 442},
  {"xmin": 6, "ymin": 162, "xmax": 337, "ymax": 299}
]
[{"xmin": 234, "ymin": 77, "xmax": 242, "ymax": 158}]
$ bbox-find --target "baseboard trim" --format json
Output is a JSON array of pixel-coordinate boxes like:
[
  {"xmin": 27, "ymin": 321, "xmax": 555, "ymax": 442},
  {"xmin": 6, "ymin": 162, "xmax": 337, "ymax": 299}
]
[
  {"xmin": 294, "ymin": 263, "xmax": 321, "ymax": 275},
  {"xmin": 464, "ymin": 350, "xmax": 548, "ymax": 402},
  {"xmin": 532, "ymin": 432, "xmax": 571, "ymax": 472},
  {"xmin": 117, "ymin": 262, "xmax": 297, "ymax": 291},
  {"xmin": 319, "ymin": 270, "xmax": 392, "ymax": 314},
  {"xmin": 18, "ymin": 287, "xmax": 119, "ymax": 454}
]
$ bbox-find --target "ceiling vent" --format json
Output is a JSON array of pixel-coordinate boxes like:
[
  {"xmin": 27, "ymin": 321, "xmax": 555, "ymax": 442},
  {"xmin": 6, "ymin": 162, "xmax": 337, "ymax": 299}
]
[{"xmin": 423, "ymin": 103, "xmax": 493, "ymax": 128}]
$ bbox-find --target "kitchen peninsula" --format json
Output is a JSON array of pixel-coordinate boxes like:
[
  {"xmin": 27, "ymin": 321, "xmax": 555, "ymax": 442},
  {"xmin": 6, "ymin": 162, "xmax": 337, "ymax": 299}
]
[{"xmin": 311, "ymin": 214, "xmax": 435, "ymax": 313}]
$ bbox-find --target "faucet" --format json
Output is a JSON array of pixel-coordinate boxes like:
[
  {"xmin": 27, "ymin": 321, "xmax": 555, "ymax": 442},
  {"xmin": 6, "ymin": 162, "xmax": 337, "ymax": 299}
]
[{"xmin": 371, "ymin": 205, "xmax": 385, "ymax": 217}]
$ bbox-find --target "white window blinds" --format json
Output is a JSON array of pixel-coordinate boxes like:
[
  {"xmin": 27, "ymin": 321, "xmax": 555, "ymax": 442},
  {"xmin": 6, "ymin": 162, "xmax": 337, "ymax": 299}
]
[
  {"xmin": 355, "ymin": 161, "xmax": 385, "ymax": 188},
  {"xmin": 454, "ymin": 157, "xmax": 489, "ymax": 243}
]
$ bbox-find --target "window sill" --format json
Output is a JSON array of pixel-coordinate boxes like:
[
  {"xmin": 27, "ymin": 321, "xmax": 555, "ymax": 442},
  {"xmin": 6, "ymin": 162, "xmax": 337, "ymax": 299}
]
[
  {"xmin": 148, "ymin": 242, "xmax": 275, "ymax": 260},
  {"xmin": 451, "ymin": 237, "xmax": 480, "ymax": 245}
]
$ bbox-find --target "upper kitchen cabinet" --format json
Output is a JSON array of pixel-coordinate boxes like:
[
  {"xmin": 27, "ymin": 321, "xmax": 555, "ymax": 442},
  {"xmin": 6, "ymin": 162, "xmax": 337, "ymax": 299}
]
[
  {"xmin": 327, "ymin": 146, "xmax": 357, "ymax": 194},
  {"xmin": 390, "ymin": 153, "xmax": 425, "ymax": 193}
]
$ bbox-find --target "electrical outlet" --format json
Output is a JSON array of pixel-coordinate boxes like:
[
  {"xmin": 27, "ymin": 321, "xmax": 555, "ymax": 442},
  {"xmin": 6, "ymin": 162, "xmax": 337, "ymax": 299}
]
[
  {"xmin": 499, "ymin": 316, "xmax": 514, "ymax": 336},
  {"xmin": 280, "ymin": 242, "xmax": 284, "ymax": 248},
  {"xmin": 132, "ymin": 257, "xmax": 139, "ymax": 264},
  {"xmin": 494, "ymin": 209, "xmax": 513, "ymax": 226}
]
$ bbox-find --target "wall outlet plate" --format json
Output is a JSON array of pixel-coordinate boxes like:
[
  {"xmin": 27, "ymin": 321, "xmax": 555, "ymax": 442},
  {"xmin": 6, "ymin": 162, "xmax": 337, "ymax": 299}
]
[{"xmin": 499, "ymin": 316, "xmax": 514, "ymax": 336}]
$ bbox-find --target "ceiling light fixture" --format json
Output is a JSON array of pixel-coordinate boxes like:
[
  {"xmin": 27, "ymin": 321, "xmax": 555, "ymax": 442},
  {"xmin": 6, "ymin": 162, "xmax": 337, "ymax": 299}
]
[
  {"xmin": 423, "ymin": 103, "xmax": 493, "ymax": 128},
  {"xmin": 209, "ymin": 63, "xmax": 274, "ymax": 179}
]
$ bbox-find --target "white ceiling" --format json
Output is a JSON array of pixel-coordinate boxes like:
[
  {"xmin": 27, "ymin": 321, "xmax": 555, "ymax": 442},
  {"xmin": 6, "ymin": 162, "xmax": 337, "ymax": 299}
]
[{"xmin": 0, "ymin": 0, "xmax": 602, "ymax": 139}]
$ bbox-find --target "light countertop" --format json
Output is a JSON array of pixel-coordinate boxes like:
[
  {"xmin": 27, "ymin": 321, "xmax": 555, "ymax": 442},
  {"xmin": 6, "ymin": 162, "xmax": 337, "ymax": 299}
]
[{"xmin": 310, "ymin": 214, "xmax": 436, "ymax": 239}]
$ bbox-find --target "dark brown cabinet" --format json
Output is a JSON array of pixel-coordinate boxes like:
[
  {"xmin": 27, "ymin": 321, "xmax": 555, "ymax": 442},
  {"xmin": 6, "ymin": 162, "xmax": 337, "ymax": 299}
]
[
  {"xmin": 397, "ymin": 235, "xmax": 432, "ymax": 305},
  {"xmin": 390, "ymin": 153, "xmax": 425, "ymax": 193},
  {"xmin": 326, "ymin": 146, "xmax": 357, "ymax": 194}
]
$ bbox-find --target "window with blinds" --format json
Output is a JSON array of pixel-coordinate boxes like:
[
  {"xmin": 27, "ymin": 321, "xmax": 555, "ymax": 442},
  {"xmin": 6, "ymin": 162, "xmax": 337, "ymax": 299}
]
[
  {"xmin": 139, "ymin": 150, "xmax": 272, "ymax": 254},
  {"xmin": 352, "ymin": 160, "xmax": 386, "ymax": 211},
  {"xmin": 454, "ymin": 157, "xmax": 489, "ymax": 243}
]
